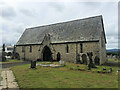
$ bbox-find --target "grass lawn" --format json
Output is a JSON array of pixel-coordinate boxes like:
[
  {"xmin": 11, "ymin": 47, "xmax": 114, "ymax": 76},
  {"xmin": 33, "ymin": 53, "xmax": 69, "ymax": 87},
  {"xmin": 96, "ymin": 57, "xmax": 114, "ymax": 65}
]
[
  {"xmin": 1, "ymin": 59, "xmax": 24, "ymax": 64},
  {"xmin": 11, "ymin": 62, "xmax": 119, "ymax": 88},
  {"xmin": 108, "ymin": 58, "xmax": 120, "ymax": 63}
]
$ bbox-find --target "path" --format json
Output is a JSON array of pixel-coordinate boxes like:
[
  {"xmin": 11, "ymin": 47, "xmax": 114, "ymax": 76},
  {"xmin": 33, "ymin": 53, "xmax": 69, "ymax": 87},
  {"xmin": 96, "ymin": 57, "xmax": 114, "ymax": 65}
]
[
  {"xmin": 105, "ymin": 61, "xmax": 120, "ymax": 67},
  {"xmin": 2, "ymin": 61, "xmax": 30, "ymax": 68},
  {"xmin": 0, "ymin": 61, "xmax": 31, "ymax": 89},
  {"xmin": 0, "ymin": 68, "xmax": 19, "ymax": 89}
]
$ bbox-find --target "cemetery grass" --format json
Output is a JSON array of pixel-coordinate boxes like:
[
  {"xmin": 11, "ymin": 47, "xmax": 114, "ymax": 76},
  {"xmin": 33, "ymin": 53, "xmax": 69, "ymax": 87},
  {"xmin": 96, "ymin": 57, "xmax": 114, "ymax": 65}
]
[
  {"xmin": 108, "ymin": 58, "xmax": 120, "ymax": 63},
  {"xmin": 11, "ymin": 62, "xmax": 118, "ymax": 88}
]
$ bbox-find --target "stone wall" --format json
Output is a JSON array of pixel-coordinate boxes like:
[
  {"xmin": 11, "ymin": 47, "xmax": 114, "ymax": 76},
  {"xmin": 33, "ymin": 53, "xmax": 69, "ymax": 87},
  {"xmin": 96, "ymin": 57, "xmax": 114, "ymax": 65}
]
[
  {"xmin": 16, "ymin": 41, "xmax": 103, "ymax": 64},
  {"xmin": 99, "ymin": 20, "xmax": 107, "ymax": 64}
]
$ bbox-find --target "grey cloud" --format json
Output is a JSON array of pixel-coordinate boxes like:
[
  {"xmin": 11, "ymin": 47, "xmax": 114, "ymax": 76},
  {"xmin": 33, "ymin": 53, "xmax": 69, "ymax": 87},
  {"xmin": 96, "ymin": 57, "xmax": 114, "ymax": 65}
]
[
  {"xmin": 1, "ymin": 6, "xmax": 16, "ymax": 19},
  {"xmin": 19, "ymin": 9, "xmax": 35, "ymax": 17},
  {"xmin": 81, "ymin": 2, "xmax": 104, "ymax": 7},
  {"xmin": 47, "ymin": 2, "xmax": 65, "ymax": 12}
]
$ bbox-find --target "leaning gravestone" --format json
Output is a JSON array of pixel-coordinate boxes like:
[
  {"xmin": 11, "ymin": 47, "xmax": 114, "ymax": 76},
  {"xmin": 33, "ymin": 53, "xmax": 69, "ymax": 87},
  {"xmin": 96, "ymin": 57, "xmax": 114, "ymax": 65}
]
[{"xmin": 31, "ymin": 60, "xmax": 36, "ymax": 69}]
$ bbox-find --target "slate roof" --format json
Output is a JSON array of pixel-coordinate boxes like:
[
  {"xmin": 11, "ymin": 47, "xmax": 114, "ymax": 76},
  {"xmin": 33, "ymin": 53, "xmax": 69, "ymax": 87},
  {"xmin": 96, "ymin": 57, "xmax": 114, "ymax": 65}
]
[{"xmin": 16, "ymin": 15, "xmax": 105, "ymax": 45}]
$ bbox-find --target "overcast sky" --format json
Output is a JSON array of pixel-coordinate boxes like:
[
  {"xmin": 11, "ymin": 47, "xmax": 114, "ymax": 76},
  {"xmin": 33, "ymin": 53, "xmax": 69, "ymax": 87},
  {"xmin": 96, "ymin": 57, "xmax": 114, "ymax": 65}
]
[{"xmin": 0, "ymin": 0, "xmax": 119, "ymax": 49}]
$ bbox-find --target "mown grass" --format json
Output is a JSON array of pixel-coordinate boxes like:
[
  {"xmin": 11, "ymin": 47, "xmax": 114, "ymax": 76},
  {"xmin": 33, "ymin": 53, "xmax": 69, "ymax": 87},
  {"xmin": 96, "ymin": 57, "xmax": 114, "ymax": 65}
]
[
  {"xmin": 11, "ymin": 62, "xmax": 119, "ymax": 88},
  {"xmin": 108, "ymin": 58, "xmax": 120, "ymax": 63}
]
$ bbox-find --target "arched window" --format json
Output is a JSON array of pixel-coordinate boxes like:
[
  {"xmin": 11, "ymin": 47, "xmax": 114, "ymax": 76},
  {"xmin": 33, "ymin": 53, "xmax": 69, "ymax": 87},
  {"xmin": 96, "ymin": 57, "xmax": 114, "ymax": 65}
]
[
  {"xmin": 66, "ymin": 44, "xmax": 69, "ymax": 53},
  {"xmin": 80, "ymin": 43, "xmax": 83, "ymax": 53},
  {"xmin": 30, "ymin": 46, "xmax": 32, "ymax": 52}
]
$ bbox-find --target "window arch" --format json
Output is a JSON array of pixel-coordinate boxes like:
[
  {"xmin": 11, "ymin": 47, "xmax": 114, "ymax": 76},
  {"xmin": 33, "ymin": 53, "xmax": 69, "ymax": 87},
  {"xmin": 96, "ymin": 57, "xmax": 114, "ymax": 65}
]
[
  {"xmin": 80, "ymin": 43, "xmax": 83, "ymax": 53},
  {"xmin": 66, "ymin": 44, "xmax": 69, "ymax": 53},
  {"xmin": 30, "ymin": 46, "xmax": 32, "ymax": 52}
]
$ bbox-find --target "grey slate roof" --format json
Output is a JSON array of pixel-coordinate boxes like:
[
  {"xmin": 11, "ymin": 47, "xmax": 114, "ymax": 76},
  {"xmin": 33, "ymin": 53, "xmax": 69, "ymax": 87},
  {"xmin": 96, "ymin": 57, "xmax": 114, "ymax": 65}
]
[{"xmin": 16, "ymin": 15, "xmax": 104, "ymax": 45}]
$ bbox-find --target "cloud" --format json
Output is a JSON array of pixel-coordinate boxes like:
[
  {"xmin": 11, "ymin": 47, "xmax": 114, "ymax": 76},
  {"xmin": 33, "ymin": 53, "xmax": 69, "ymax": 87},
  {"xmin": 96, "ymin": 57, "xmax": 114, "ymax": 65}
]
[
  {"xmin": 19, "ymin": 8, "xmax": 35, "ymax": 17},
  {"xmin": 1, "ymin": 6, "xmax": 16, "ymax": 19},
  {"xmin": 0, "ymin": 1, "xmax": 5, "ymax": 5},
  {"xmin": 47, "ymin": 2, "xmax": 65, "ymax": 12}
]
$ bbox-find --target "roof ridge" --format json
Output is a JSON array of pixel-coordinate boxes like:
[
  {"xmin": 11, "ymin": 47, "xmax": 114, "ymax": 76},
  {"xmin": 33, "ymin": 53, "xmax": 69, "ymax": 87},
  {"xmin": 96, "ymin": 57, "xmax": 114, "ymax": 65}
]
[{"xmin": 26, "ymin": 15, "xmax": 102, "ymax": 30}]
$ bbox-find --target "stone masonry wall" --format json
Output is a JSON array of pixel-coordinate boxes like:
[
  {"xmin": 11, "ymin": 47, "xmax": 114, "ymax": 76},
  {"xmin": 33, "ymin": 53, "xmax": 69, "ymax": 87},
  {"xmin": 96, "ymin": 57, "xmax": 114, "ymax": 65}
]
[{"xmin": 16, "ymin": 41, "xmax": 101, "ymax": 64}]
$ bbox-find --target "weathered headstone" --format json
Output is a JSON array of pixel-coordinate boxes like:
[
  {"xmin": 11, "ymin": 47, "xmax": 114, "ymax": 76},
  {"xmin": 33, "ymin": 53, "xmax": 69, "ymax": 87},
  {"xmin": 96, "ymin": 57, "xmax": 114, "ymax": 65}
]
[
  {"xmin": 94, "ymin": 56, "xmax": 100, "ymax": 65},
  {"xmin": 76, "ymin": 54, "xmax": 81, "ymax": 64},
  {"xmin": 87, "ymin": 52, "xmax": 97, "ymax": 70},
  {"xmin": 102, "ymin": 68, "xmax": 107, "ymax": 73},
  {"xmin": 108, "ymin": 68, "xmax": 112, "ymax": 73},
  {"xmin": 59, "ymin": 60, "xmax": 66, "ymax": 65},
  {"xmin": 82, "ymin": 54, "xmax": 87, "ymax": 65},
  {"xmin": 31, "ymin": 60, "xmax": 36, "ymax": 69}
]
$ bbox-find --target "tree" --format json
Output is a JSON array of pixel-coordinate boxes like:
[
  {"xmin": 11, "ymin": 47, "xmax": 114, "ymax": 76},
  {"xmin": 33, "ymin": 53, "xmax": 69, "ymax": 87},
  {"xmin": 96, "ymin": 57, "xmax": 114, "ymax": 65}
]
[{"xmin": 2, "ymin": 44, "xmax": 6, "ymax": 61}]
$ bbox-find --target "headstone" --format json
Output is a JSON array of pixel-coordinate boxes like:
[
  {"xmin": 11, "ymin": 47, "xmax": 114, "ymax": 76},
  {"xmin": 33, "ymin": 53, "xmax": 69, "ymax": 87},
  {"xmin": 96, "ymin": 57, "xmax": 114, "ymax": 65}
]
[
  {"xmin": 59, "ymin": 60, "xmax": 66, "ymax": 65},
  {"xmin": 76, "ymin": 54, "xmax": 82, "ymax": 64},
  {"xmin": 88, "ymin": 64, "xmax": 91, "ymax": 70},
  {"xmin": 108, "ymin": 68, "xmax": 112, "ymax": 73},
  {"xmin": 82, "ymin": 54, "xmax": 87, "ymax": 65},
  {"xmin": 103, "ymin": 68, "xmax": 106, "ymax": 70},
  {"xmin": 87, "ymin": 52, "xmax": 97, "ymax": 70},
  {"xmin": 94, "ymin": 56, "xmax": 100, "ymax": 65},
  {"xmin": 70, "ymin": 68, "xmax": 73, "ymax": 70},
  {"xmin": 31, "ymin": 60, "xmax": 36, "ymax": 69}
]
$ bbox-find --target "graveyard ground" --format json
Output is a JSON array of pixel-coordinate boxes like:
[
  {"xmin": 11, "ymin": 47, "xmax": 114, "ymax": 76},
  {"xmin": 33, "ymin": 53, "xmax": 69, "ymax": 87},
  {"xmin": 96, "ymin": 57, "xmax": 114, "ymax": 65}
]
[
  {"xmin": 108, "ymin": 58, "xmax": 120, "ymax": 63},
  {"xmin": 11, "ymin": 61, "xmax": 119, "ymax": 88}
]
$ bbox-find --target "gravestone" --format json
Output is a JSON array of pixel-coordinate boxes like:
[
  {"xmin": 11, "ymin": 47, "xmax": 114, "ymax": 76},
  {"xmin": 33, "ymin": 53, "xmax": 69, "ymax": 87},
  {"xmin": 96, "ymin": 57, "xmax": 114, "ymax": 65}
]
[
  {"xmin": 82, "ymin": 54, "xmax": 87, "ymax": 65},
  {"xmin": 31, "ymin": 60, "xmax": 36, "ymax": 69},
  {"xmin": 107, "ymin": 68, "xmax": 112, "ymax": 73},
  {"xmin": 94, "ymin": 56, "xmax": 100, "ymax": 65},
  {"xmin": 59, "ymin": 60, "xmax": 66, "ymax": 65},
  {"xmin": 76, "ymin": 54, "xmax": 81, "ymax": 64},
  {"xmin": 87, "ymin": 52, "xmax": 97, "ymax": 70}
]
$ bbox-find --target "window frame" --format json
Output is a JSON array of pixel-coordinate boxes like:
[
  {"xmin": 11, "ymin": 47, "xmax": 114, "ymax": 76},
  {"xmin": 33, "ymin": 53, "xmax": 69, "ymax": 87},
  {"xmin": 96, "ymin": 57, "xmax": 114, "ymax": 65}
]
[
  {"xmin": 66, "ymin": 44, "xmax": 69, "ymax": 53},
  {"xmin": 30, "ymin": 45, "xmax": 32, "ymax": 52},
  {"xmin": 80, "ymin": 43, "xmax": 83, "ymax": 53}
]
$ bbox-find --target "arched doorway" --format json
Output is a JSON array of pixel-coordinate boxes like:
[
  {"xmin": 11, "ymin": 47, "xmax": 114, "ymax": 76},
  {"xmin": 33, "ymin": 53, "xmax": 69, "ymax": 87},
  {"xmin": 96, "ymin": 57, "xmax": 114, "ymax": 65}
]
[{"xmin": 42, "ymin": 46, "xmax": 52, "ymax": 61}]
